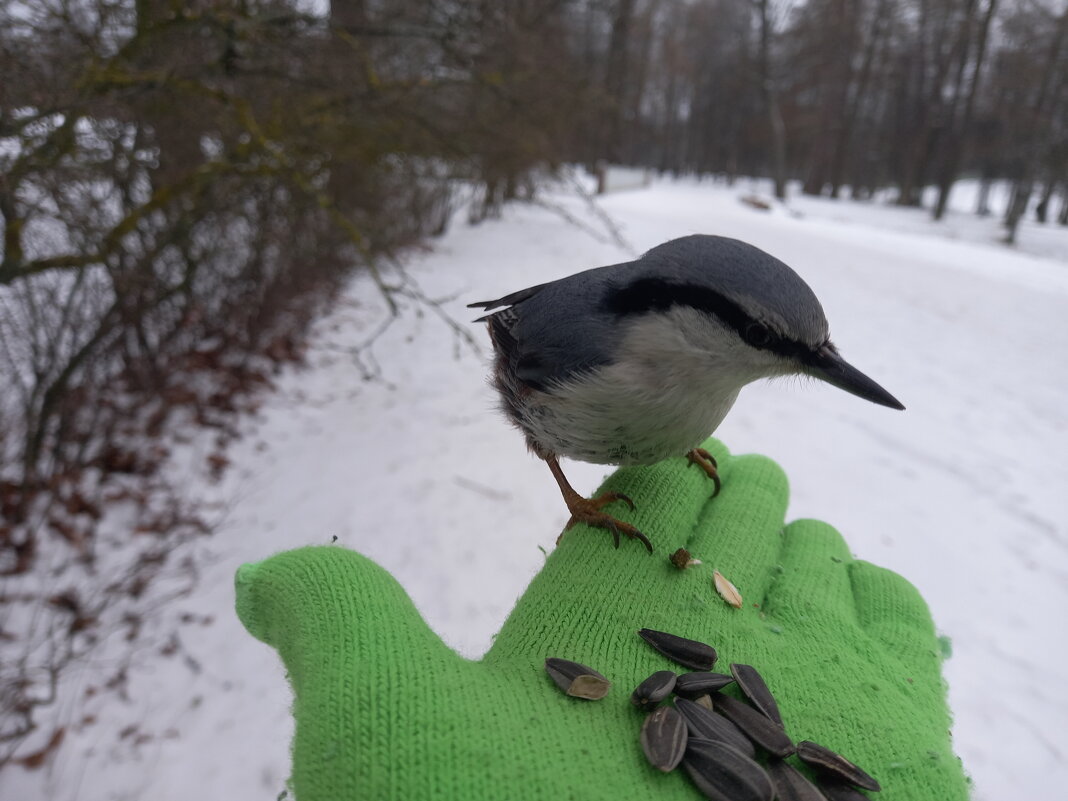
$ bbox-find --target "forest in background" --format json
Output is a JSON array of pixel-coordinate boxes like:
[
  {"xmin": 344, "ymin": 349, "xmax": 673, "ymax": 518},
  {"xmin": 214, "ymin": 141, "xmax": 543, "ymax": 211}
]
[{"xmin": 1, "ymin": 0, "xmax": 1066, "ymax": 768}]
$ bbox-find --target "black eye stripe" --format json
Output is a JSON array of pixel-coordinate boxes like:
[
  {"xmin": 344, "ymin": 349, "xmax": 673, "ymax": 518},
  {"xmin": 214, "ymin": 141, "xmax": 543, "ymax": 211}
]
[{"xmin": 604, "ymin": 278, "xmax": 809, "ymax": 359}]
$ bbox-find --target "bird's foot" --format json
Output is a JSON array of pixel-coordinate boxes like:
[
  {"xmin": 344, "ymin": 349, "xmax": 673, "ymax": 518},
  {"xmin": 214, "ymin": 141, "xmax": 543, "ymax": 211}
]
[
  {"xmin": 556, "ymin": 492, "xmax": 652, "ymax": 553},
  {"xmin": 686, "ymin": 448, "xmax": 722, "ymax": 497}
]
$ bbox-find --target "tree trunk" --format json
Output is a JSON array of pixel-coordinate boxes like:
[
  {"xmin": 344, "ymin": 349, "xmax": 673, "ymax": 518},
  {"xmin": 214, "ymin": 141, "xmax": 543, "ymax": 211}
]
[
  {"xmin": 829, "ymin": 0, "xmax": 891, "ymax": 199},
  {"xmin": 330, "ymin": 0, "xmax": 367, "ymax": 29},
  {"xmin": 1004, "ymin": 7, "xmax": 1068, "ymax": 244},
  {"xmin": 767, "ymin": 96, "xmax": 788, "ymax": 200},
  {"xmin": 603, "ymin": 0, "xmax": 637, "ymax": 163},
  {"xmin": 976, "ymin": 175, "xmax": 992, "ymax": 216},
  {"xmin": 803, "ymin": 0, "xmax": 858, "ymax": 197},
  {"xmin": 897, "ymin": 0, "xmax": 961, "ymax": 207},
  {"xmin": 933, "ymin": 0, "xmax": 997, "ymax": 221},
  {"xmin": 757, "ymin": 0, "xmax": 787, "ymax": 200},
  {"xmin": 1004, "ymin": 182, "xmax": 1034, "ymax": 243},
  {"xmin": 1035, "ymin": 176, "xmax": 1056, "ymax": 222}
]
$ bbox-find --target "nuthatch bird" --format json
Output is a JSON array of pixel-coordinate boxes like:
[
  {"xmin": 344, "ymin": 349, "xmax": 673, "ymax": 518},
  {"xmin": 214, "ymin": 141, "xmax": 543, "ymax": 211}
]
[{"xmin": 470, "ymin": 235, "xmax": 904, "ymax": 552}]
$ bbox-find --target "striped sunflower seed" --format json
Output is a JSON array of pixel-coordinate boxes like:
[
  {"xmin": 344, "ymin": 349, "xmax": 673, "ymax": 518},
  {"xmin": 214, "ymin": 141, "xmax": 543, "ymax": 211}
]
[
  {"xmin": 640, "ymin": 705, "xmax": 688, "ymax": 772},
  {"xmin": 767, "ymin": 760, "xmax": 829, "ymax": 801},
  {"xmin": 675, "ymin": 697, "xmax": 756, "ymax": 757},
  {"xmin": 638, "ymin": 628, "xmax": 718, "ymax": 671},
  {"xmin": 631, "ymin": 670, "xmax": 677, "ymax": 708},
  {"xmin": 675, "ymin": 671, "xmax": 736, "ymax": 697},
  {"xmin": 796, "ymin": 741, "xmax": 881, "ymax": 792},
  {"xmin": 713, "ymin": 694, "xmax": 795, "ymax": 758},
  {"xmin": 729, "ymin": 663, "xmax": 784, "ymax": 726},
  {"xmin": 818, "ymin": 780, "xmax": 873, "ymax": 801},
  {"xmin": 682, "ymin": 737, "xmax": 775, "ymax": 801},
  {"xmin": 544, "ymin": 657, "xmax": 611, "ymax": 700}
]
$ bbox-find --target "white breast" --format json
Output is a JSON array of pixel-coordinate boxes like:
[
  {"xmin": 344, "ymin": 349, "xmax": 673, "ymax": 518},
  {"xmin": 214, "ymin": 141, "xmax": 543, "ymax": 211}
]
[{"xmin": 515, "ymin": 308, "xmax": 790, "ymax": 465}]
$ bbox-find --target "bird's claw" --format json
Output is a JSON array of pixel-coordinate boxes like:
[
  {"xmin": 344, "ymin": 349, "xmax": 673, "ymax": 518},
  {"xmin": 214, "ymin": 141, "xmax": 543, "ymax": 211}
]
[
  {"xmin": 602, "ymin": 516, "xmax": 653, "ymax": 552},
  {"xmin": 557, "ymin": 492, "xmax": 652, "ymax": 553},
  {"xmin": 600, "ymin": 491, "xmax": 636, "ymax": 512},
  {"xmin": 686, "ymin": 448, "xmax": 722, "ymax": 498}
]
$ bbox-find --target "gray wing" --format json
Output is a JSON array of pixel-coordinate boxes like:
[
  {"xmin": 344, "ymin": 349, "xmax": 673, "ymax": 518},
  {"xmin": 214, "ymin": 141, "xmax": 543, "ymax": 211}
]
[
  {"xmin": 467, "ymin": 282, "xmax": 552, "ymax": 320},
  {"xmin": 470, "ymin": 264, "xmax": 634, "ymax": 391}
]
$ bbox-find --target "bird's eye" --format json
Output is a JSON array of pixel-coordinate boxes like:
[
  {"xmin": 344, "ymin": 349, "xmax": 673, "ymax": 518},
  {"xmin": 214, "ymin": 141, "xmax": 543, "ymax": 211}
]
[{"xmin": 744, "ymin": 323, "xmax": 772, "ymax": 347}]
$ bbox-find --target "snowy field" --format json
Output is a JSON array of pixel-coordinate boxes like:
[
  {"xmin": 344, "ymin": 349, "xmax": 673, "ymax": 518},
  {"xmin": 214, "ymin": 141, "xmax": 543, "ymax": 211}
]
[{"xmin": 5, "ymin": 177, "xmax": 1067, "ymax": 800}]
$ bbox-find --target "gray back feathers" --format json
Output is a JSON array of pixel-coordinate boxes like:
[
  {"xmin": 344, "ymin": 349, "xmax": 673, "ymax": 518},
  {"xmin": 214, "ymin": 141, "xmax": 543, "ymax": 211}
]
[{"xmin": 471, "ymin": 235, "xmax": 830, "ymax": 390}]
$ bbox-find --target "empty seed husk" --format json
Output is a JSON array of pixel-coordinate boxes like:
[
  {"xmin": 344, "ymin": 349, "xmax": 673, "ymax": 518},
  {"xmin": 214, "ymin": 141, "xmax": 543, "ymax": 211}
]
[
  {"xmin": 674, "ymin": 697, "xmax": 756, "ymax": 758},
  {"xmin": 713, "ymin": 570, "xmax": 744, "ymax": 608},
  {"xmin": 632, "ymin": 670, "xmax": 678, "ymax": 707},
  {"xmin": 682, "ymin": 737, "xmax": 775, "ymax": 801},
  {"xmin": 713, "ymin": 694, "xmax": 795, "ymax": 758},
  {"xmin": 767, "ymin": 760, "xmax": 830, "ymax": 801},
  {"xmin": 640, "ymin": 705, "xmax": 688, "ymax": 772},
  {"xmin": 675, "ymin": 671, "xmax": 736, "ymax": 698},
  {"xmin": 544, "ymin": 657, "xmax": 611, "ymax": 700},
  {"xmin": 670, "ymin": 548, "xmax": 701, "ymax": 570},
  {"xmin": 729, "ymin": 663, "xmax": 784, "ymax": 726},
  {"xmin": 796, "ymin": 741, "xmax": 881, "ymax": 792},
  {"xmin": 638, "ymin": 628, "xmax": 718, "ymax": 671}
]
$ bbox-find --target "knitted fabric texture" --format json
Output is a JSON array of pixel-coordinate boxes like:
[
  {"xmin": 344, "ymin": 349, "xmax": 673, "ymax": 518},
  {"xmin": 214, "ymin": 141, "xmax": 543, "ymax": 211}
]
[{"xmin": 235, "ymin": 439, "xmax": 969, "ymax": 800}]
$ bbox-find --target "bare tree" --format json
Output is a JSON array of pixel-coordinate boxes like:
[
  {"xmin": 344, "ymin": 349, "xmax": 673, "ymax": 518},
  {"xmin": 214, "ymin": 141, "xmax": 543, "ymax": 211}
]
[
  {"xmin": 932, "ymin": 0, "xmax": 999, "ymax": 220},
  {"xmin": 1003, "ymin": 3, "xmax": 1068, "ymax": 243},
  {"xmin": 755, "ymin": 0, "xmax": 788, "ymax": 200}
]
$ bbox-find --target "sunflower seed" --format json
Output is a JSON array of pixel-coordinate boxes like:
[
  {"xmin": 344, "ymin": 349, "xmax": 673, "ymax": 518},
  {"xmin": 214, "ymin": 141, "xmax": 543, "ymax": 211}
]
[
  {"xmin": 713, "ymin": 570, "xmax": 744, "ymax": 608},
  {"xmin": 767, "ymin": 760, "xmax": 830, "ymax": 801},
  {"xmin": 729, "ymin": 663, "xmax": 784, "ymax": 725},
  {"xmin": 544, "ymin": 657, "xmax": 611, "ymax": 700},
  {"xmin": 682, "ymin": 737, "xmax": 774, "ymax": 801},
  {"xmin": 638, "ymin": 629, "xmax": 718, "ymax": 670},
  {"xmin": 675, "ymin": 671, "xmax": 736, "ymax": 697},
  {"xmin": 694, "ymin": 694, "xmax": 714, "ymax": 711},
  {"xmin": 713, "ymin": 694, "xmax": 795, "ymax": 757},
  {"xmin": 817, "ymin": 780, "xmax": 873, "ymax": 800},
  {"xmin": 674, "ymin": 697, "xmax": 756, "ymax": 757},
  {"xmin": 817, "ymin": 780, "xmax": 872, "ymax": 801},
  {"xmin": 640, "ymin": 705, "xmax": 688, "ymax": 772},
  {"xmin": 796, "ymin": 741, "xmax": 881, "ymax": 792},
  {"xmin": 631, "ymin": 670, "xmax": 677, "ymax": 707}
]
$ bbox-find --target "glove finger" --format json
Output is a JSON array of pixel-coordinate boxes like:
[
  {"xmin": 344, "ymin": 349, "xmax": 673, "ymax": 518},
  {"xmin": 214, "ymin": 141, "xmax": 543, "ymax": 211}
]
[
  {"xmin": 848, "ymin": 560, "xmax": 940, "ymax": 660},
  {"xmin": 482, "ymin": 443, "xmax": 732, "ymax": 670},
  {"xmin": 236, "ymin": 545, "xmax": 465, "ymax": 687},
  {"xmin": 682, "ymin": 452, "xmax": 791, "ymax": 609},
  {"xmin": 845, "ymin": 562, "xmax": 966, "ymax": 801},
  {"xmin": 759, "ymin": 519, "xmax": 856, "ymax": 623},
  {"xmin": 589, "ymin": 437, "xmax": 736, "ymax": 551},
  {"xmin": 485, "ymin": 444, "xmax": 791, "ymax": 670},
  {"xmin": 493, "ymin": 440, "xmax": 735, "ymax": 613}
]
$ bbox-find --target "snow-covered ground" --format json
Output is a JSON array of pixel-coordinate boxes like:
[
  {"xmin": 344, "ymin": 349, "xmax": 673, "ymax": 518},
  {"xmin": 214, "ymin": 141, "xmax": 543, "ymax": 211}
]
[{"xmin": 5, "ymin": 177, "xmax": 1067, "ymax": 800}]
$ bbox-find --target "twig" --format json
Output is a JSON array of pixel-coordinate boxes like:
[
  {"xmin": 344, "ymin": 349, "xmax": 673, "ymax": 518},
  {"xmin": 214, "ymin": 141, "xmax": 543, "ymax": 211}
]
[{"xmin": 559, "ymin": 170, "xmax": 635, "ymax": 254}]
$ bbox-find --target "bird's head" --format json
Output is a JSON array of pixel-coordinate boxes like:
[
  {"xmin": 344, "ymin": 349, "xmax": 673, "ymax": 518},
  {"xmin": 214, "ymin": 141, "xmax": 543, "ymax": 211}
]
[{"xmin": 604, "ymin": 235, "xmax": 904, "ymax": 410}]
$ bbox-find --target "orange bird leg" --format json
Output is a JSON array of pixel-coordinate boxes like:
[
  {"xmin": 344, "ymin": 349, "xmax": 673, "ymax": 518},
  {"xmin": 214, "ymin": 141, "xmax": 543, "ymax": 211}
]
[{"xmin": 544, "ymin": 455, "xmax": 652, "ymax": 553}]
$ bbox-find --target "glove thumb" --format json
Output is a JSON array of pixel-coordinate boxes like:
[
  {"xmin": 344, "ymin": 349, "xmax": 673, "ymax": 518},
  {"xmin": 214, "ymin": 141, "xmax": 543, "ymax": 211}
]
[{"xmin": 236, "ymin": 546, "xmax": 460, "ymax": 686}]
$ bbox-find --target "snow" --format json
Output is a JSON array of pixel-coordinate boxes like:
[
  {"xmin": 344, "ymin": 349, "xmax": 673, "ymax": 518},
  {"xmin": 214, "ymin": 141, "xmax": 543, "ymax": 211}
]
[{"xmin": 5, "ymin": 177, "xmax": 1067, "ymax": 800}]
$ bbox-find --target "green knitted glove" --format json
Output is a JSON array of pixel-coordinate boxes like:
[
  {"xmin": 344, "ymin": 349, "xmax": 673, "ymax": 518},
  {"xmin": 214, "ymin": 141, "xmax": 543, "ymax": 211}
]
[{"xmin": 235, "ymin": 439, "xmax": 968, "ymax": 800}]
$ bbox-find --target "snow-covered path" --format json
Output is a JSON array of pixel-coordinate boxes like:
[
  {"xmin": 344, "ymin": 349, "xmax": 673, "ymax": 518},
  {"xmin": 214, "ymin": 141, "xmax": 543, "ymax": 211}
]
[{"xmin": 8, "ymin": 179, "xmax": 1066, "ymax": 801}]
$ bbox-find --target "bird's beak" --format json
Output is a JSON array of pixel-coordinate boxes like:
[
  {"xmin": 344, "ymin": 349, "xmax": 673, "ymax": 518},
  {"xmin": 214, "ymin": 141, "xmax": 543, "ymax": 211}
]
[{"xmin": 804, "ymin": 344, "xmax": 905, "ymax": 410}]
